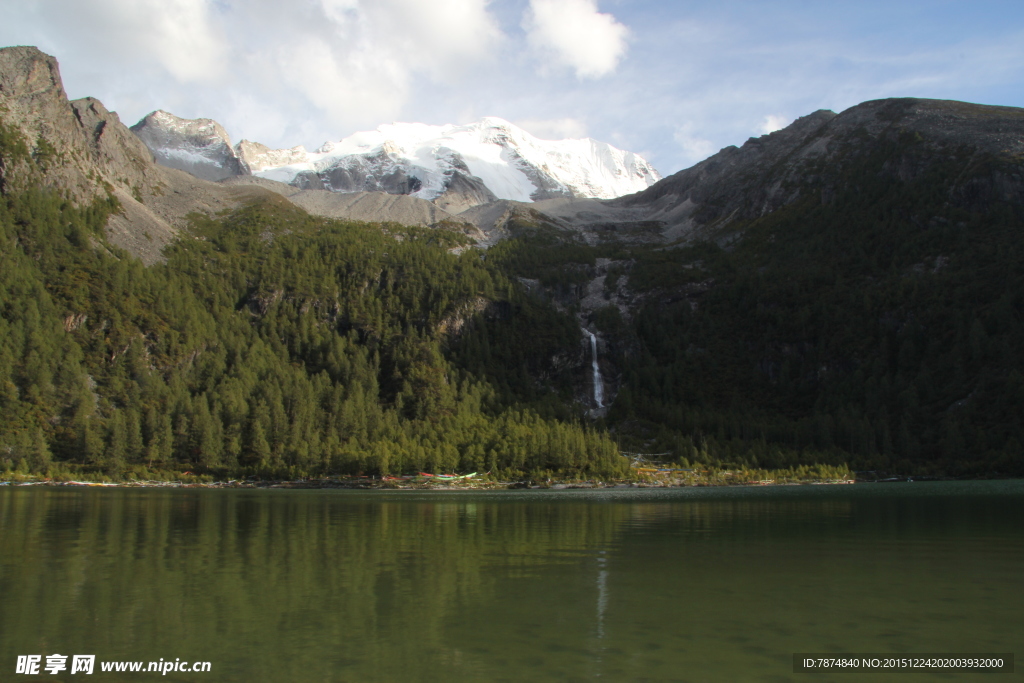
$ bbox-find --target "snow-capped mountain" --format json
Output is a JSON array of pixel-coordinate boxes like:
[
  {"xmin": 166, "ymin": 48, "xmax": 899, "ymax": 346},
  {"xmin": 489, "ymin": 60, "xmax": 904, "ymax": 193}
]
[
  {"xmin": 253, "ymin": 118, "xmax": 660, "ymax": 203},
  {"xmin": 132, "ymin": 113, "xmax": 661, "ymax": 211}
]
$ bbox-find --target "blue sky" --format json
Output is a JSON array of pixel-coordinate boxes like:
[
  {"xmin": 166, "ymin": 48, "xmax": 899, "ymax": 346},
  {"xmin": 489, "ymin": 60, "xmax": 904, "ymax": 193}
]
[{"xmin": 2, "ymin": 0, "xmax": 1022, "ymax": 176}]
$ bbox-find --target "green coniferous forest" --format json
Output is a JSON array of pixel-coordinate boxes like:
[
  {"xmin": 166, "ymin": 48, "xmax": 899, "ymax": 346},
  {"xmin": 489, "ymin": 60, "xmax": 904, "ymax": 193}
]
[{"xmin": 2, "ymin": 120, "xmax": 1021, "ymax": 481}]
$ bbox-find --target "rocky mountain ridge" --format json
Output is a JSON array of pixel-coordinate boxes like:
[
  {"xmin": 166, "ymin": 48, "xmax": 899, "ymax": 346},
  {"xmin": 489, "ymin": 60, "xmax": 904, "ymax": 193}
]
[
  {"xmin": 601, "ymin": 98, "xmax": 1024, "ymax": 243},
  {"xmin": 129, "ymin": 110, "xmax": 247, "ymax": 182},
  {"xmin": 371, "ymin": 97, "xmax": 1023, "ymax": 251},
  {"xmin": 4, "ymin": 46, "xmax": 1023, "ymax": 266}
]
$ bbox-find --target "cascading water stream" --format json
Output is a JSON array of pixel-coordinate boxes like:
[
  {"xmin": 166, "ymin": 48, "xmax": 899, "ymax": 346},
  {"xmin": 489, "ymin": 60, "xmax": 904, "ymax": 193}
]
[{"xmin": 588, "ymin": 331, "xmax": 605, "ymax": 408}]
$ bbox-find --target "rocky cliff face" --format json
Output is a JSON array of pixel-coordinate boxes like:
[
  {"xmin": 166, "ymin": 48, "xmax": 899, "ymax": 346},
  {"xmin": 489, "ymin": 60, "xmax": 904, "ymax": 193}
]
[
  {"xmin": 0, "ymin": 46, "xmax": 161, "ymax": 202},
  {"xmin": 234, "ymin": 139, "xmax": 306, "ymax": 174},
  {"xmin": 0, "ymin": 47, "xmax": 284, "ymax": 264}
]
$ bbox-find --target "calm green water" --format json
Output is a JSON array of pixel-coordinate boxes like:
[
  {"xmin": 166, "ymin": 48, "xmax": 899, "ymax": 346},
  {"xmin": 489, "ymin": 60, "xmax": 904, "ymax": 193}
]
[{"xmin": 1, "ymin": 482, "xmax": 1021, "ymax": 682}]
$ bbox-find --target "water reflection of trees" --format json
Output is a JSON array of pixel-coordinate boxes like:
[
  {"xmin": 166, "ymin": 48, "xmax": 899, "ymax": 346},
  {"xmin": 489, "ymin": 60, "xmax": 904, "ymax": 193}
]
[
  {"xmin": 3, "ymin": 487, "xmax": 1015, "ymax": 681},
  {"xmin": 0, "ymin": 490, "xmax": 631, "ymax": 681},
  {"xmin": 624, "ymin": 499, "xmax": 854, "ymax": 537}
]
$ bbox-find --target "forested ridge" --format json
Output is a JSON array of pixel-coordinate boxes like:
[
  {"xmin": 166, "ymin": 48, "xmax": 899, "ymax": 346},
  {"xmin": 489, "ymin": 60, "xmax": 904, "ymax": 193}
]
[{"xmin": 0, "ymin": 120, "xmax": 627, "ymax": 481}]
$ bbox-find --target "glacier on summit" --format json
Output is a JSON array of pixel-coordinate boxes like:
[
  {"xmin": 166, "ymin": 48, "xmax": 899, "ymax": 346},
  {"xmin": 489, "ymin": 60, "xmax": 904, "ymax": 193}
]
[
  {"xmin": 132, "ymin": 112, "xmax": 661, "ymax": 208},
  {"xmin": 253, "ymin": 117, "xmax": 661, "ymax": 202}
]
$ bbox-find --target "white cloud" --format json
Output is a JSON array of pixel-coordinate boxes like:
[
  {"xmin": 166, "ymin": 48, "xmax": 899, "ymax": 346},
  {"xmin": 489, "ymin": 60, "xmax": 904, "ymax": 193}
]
[
  {"xmin": 144, "ymin": 0, "xmax": 226, "ymax": 82},
  {"xmin": 356, "ymin": 0, "xmax": 504, "ymax": 79},
  {"xmin": 513, "ymin": 117, "xmax": 588, "ymax": 139},
  {"xmin": 673, "ymin": 123, "xmax": 715, "ymax": 166},
  {"xmin": 32, "ymin": 0, "xmax": 227, "ymax": 83},
  {"xmin": 320, "ymin": 0, "xmax": 359, "ymax": 24},
  {"xmin": 523, "ymin": 0, "xmax": 629, "ymax": 79},
  {"xmin": 274, "ymin": 37, "xmax": 409, "ymax": 132},
  {"xmin": 267, "ymin": 0, "xmax": 504, "ymax": 132},
  {"xmin": 758, "ymin": 114, "xmax": 790, "ymax": 135}
]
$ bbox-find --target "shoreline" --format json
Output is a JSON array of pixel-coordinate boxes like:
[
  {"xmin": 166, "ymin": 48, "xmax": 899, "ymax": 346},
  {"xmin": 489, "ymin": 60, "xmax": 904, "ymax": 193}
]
[{"xmin": 1, "ymin": 476, "xmax": 942, "ymax": 491}]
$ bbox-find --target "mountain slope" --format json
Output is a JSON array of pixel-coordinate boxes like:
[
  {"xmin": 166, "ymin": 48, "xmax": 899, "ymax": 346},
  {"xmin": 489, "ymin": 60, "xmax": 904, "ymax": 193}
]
[
  {"xmin": 608, "ymin": 98, "xmax": 1024, "ymax": 242},
  {"xmin": 487, "ymin": 97, "xmax": 1024, "ymax": 475}
]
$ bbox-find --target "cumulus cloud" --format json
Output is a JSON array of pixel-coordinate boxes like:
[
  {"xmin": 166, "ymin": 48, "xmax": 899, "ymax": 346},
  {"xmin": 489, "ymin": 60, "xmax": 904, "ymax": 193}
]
[
  {"xmin": 274, "ymin": 37, "xmax": 409, "ymax": 132},
  {"xmin": 513, "ymin": 117, "xmax": 588, "ymax": 139},
  {"xmin": 523, "ymin": 0, "xmax": 629, "ymax": 79},
  {"xmin": 141, "ymin": 0, "xmax": 227, "ymax": 82},
  {"xmin": 248, "ymin": 0, "xmax": 505, "ymax": 130},
  {"xmin": 352, "ymin": 0, "xmax": 504, "ymax": 79},
  {"xmin": 273, "ymin": 0, "xmax": 503, "ymax": 132},
  {"xmin": 758, "ymin": 114, "xmax": 790, "ymax": 135}
]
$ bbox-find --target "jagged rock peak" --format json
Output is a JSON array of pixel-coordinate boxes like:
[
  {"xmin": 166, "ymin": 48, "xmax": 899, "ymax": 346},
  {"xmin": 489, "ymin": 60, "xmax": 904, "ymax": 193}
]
[
  {"xmin": 0, "ymin": 45, "xmax": 63, "ymax": 103},
  {"xmin": 0, "ymin": 47, "xmax": 296, "ymax": 264},
  {"xmin": 133, "ymin": 110, "xmax": 234, "ymax": 148},
  {"xmin": 130, "ymin": 109, "xmax": 246, "ymax": 182},
  {"xmin": 0, "ymin": 45, "xmax": 161, "ymax": 203}
]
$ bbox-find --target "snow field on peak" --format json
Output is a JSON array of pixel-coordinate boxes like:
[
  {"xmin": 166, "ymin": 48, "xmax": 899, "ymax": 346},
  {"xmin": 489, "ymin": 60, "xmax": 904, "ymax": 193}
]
[
  {"xmin": 159, "ymin": 147, "xmax": 229, "ymax": 168},
  {"xmin": 253, "ymin": 118, "xmax": 659, "ymax": 203}
]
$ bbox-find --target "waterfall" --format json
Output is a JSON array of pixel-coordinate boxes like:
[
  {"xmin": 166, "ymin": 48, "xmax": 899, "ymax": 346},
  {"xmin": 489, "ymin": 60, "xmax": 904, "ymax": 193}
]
[{"xmin": 588, "ymin": 331, "xmax": 605, "ymax": 408}]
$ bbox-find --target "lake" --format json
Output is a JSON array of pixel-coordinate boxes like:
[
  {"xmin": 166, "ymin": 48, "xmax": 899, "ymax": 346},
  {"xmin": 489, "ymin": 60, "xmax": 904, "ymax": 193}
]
[{"xmin": 1, "ymin": 481, "xmax": 1021, "ymax": 682}]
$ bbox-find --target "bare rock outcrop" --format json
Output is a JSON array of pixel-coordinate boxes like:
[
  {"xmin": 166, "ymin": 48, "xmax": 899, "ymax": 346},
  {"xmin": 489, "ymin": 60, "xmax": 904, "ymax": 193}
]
[
  {"xmin": 0, "ymin": 46, "xmax": 287, "ymax": 264},
  {"xmin": 433, "ymin": 171, "xmax": 498, "ymax": 214},
  {"xmin": 0, "ymin": 46, "xmax": 160, "ymax": 202},
  {"xmin": 234, "ymin": 139, "xmax": 306, "ymax": 174}
]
